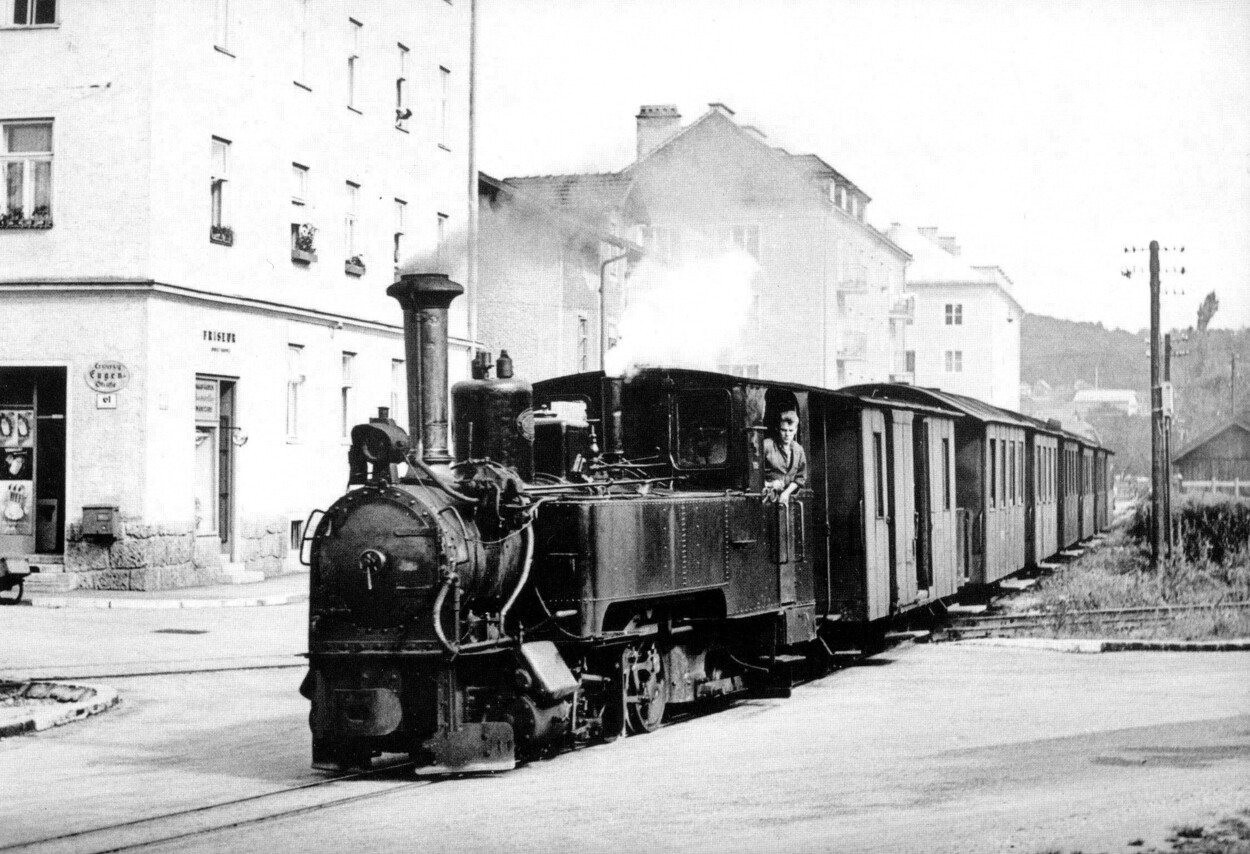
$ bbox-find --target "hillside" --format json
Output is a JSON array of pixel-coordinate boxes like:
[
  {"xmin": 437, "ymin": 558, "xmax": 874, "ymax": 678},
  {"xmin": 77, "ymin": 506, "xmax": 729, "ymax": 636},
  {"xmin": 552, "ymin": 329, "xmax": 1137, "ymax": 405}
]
[{"xmin": 1021, "ymin": 315, "xmax": 1250, "ymax": 476}]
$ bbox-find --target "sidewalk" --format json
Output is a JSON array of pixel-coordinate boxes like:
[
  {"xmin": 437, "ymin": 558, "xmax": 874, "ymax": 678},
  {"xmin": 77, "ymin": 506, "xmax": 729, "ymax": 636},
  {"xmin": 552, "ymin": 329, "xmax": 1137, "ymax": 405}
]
[{"xmin": 23, "ymin": 570, "xmax": 309, "ymax": 609}]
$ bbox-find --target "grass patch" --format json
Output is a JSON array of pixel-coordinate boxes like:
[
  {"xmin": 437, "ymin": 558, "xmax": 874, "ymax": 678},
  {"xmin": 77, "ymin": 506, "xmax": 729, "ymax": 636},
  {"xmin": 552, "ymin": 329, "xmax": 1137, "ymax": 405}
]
[
  {"xmin": 1032, "ymin": 809, "xmax": 1250, "ymax": 853},
  {"xmin": 1003, "ymin": 527, "xmax": 1250, "ymax": 640}
]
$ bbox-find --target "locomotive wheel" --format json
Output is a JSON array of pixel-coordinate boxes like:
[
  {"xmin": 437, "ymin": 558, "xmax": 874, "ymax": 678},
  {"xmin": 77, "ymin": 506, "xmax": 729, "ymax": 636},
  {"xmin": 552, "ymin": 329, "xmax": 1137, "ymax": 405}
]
[{"xmin": 623, "ymin": 642, "xmax": 668, "ymax": 734}]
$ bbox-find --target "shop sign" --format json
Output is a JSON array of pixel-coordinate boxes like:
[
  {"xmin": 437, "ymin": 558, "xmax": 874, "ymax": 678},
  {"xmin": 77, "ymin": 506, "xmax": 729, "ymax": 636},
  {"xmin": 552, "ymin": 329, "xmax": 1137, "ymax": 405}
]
[
  {"xmin": 195, "ymin": 379, "xmax": 219, "ymax": 424},
  {"xmin": 85, "ymin": 361, "xmax": 131, "ymax": 393}
]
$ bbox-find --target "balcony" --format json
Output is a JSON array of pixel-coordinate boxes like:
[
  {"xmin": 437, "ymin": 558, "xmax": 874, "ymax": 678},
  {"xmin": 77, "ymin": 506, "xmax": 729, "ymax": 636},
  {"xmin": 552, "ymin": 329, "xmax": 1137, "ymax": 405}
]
[
  {"xmin": 209, "ymin": 224, "xmax": 234, "ymax": 246},
  {"xmin": 890, "ymin": 294, "xmax": 915, "ymax": 320}
]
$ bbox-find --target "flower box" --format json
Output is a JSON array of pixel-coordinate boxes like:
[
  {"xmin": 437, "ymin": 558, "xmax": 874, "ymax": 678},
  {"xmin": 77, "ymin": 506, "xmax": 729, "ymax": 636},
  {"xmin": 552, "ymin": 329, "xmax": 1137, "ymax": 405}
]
[
  {"xmin": 345, "ymin": 260, "xmax": 366, "ymax": 276},
  {"xmin": 0, "ymin": 211, "xmax": 53, "ymax": 230},
  {"xmin": 292, "ymin": 248, "xmax": 317, "ymax": 264}
]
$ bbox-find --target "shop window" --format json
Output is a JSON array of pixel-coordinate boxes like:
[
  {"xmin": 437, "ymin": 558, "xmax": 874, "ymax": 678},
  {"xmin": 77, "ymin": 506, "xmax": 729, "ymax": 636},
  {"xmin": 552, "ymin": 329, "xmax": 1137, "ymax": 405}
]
[
  {"xmin": 674, "ymin": 390, "xmax": 730, "ymax": 468},
  {"xmin": 2, "ymin": 121, "xmax": 53, "ymax": 228}
]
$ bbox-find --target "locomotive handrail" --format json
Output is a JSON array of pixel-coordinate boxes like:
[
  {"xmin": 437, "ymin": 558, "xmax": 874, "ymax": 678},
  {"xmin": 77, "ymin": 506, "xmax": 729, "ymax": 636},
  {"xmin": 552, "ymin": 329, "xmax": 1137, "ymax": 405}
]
[{"xmin": 407, "ymin": 454, "xmax": 477, "ymax": 504}]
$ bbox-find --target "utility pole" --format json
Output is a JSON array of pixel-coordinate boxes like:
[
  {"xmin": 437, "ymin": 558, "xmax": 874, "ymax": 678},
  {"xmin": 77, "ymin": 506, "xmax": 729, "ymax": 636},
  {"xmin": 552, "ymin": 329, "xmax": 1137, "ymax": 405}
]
[{"xmin": 1149, "ymin": 241, "xmax": 1164, "ymax": 569}]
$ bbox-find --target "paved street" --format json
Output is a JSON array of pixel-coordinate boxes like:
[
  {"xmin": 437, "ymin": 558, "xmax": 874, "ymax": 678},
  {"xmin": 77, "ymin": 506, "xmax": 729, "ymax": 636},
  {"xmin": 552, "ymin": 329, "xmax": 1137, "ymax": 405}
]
[{"xmin": 1, "ymin": 600, "xmax": 1248, "ymax": 854}]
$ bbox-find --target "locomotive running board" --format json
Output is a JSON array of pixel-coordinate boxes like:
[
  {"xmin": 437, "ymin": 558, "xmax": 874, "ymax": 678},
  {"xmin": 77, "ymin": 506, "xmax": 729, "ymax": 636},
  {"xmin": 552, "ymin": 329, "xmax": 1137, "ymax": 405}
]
[{"xmin": 416, "ymin": 722, "xmax": 516, "ymax": 776}]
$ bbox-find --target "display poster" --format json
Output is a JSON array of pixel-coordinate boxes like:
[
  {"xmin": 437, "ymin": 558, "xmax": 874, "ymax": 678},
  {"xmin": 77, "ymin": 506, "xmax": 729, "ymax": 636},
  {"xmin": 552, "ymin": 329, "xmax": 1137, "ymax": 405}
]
[{"xmin": 0, "ymin": 408, "xmax": 34, "ymax": 535}]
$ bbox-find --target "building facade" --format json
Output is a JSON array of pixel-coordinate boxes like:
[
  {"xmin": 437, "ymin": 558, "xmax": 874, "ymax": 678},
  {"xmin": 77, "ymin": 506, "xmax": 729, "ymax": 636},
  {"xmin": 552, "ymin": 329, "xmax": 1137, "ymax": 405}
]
[
  {"xmin": 0, "ymin": 0, "xmax": 472, "ymax": 588},
  {"xmin": 887, "ymin": 226, "xmax": 1023, "ymax": 410},
  {"xmin": 506, "ymin": 104, "xmax": 913, "ymax": 388}
]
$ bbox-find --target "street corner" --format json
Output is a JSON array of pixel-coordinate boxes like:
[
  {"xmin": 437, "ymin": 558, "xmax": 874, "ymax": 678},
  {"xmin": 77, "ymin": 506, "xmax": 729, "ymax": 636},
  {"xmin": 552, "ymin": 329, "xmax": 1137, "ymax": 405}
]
[{"xmin": 0, "ymin": 680, "xmax": 121, "ymax": 738}]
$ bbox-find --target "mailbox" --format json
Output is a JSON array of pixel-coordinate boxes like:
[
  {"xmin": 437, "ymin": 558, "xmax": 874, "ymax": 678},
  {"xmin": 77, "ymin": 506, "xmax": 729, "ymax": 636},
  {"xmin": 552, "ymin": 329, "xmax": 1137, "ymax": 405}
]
[{"xmin": 82, "ymin": 505, "xmax": 122, "ymax": 539}]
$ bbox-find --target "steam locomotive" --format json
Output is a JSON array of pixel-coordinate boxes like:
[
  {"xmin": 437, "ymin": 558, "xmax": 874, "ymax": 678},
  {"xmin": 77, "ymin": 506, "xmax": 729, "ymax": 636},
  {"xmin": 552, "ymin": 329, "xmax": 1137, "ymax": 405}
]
[{"xmin": 300, "ymin": 273, "xmax": 1111, "ymax": 775}]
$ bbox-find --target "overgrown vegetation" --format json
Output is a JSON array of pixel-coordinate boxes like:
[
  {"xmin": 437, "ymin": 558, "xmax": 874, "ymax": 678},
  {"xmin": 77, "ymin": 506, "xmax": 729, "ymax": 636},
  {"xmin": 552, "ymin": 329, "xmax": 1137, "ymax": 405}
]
[{"xmin": 1005, "ymin": 498, "xmax": 1250, "ymax": 640}]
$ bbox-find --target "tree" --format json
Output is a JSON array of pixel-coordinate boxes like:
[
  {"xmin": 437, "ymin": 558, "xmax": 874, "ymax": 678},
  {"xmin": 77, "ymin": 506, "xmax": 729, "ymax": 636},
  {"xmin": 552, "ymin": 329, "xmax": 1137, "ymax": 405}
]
[{"xmin": 1197, "ymin": 291, "xmax": 1220, "ymax": 332}]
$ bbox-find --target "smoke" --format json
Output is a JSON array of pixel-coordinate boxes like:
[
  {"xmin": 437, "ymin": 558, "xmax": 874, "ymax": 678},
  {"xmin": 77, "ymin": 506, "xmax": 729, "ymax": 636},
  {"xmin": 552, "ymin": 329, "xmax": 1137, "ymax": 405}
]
[{"xmin": 606, "ymin": 247, "xmax": 759, "ymax": 377}]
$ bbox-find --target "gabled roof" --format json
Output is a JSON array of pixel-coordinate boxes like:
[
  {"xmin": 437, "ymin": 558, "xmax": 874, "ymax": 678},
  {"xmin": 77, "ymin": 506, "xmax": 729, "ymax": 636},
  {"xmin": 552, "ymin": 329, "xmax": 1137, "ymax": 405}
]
[
  {"xmin": 888, "ymin": 224, "xmax": 1024, "ymax": 315},
  {"xmin": 1174, "ymin": 416, "xmax": 1250, "ymax": 463},
  {"xmin": 500, "ymin": 172, "xmax": 637, "ymax": 224}
]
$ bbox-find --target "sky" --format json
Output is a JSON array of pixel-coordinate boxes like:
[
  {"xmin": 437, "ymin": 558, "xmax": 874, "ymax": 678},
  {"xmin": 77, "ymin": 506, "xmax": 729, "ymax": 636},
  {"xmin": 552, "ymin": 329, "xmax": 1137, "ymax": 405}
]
[{"xmin": 474, "ymin": 0, "xmax": 1250, "ymax": 334}]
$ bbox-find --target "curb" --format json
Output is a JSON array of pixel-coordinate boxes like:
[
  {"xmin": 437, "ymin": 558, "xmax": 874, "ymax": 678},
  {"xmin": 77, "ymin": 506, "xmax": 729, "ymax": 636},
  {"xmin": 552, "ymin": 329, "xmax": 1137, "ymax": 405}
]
[
  {"xmin": 0, "ymin": 681, "xmax": 121, "ymax": 738},
  {"xmin": 957, "ymin": 637, "xmax": 1250, "ymax": 654},
  {"xmin": 26, "ymin": 592, "xmax": 308, "ymax": 610}
]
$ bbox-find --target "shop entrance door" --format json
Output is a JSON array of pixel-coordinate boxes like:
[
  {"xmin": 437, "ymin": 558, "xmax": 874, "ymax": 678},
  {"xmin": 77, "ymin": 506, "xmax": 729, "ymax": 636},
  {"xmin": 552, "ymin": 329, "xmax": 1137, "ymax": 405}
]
[
  {"xmin": 1, "ymin": 368, "xmax": 66, "ymax": 556},
  {"xmin": 194, "ymin": 377, "xmax": 236, "ymax": 556}
]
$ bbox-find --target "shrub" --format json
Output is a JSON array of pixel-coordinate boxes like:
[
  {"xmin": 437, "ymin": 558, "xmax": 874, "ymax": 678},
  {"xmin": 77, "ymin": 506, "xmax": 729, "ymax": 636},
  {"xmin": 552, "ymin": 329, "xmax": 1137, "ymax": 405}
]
[{"xmin": 1128, "ymin": 495, "xmax": 1250, "ymax": 566}]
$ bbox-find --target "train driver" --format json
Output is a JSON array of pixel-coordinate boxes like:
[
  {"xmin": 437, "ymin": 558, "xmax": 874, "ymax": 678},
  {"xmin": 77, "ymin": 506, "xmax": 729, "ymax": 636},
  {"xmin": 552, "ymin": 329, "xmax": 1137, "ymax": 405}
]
[{"xmin": 763, "ymin": 410, "xmax": 807, "ymax": 504}]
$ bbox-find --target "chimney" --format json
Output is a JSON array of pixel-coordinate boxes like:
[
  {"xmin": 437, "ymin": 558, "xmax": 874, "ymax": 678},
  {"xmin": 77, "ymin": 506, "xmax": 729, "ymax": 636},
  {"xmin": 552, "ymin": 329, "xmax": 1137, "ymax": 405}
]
[
  {"xmin": 636, "ymin": 105, "xmax": 681, "ymax": 161},
  {"xmin": 387, "ymin": 273, "xmax": 464, "ymax": 466},
  {"xmin": 937, "ymin": 235, "xmax": 961, "ymax": 256}
]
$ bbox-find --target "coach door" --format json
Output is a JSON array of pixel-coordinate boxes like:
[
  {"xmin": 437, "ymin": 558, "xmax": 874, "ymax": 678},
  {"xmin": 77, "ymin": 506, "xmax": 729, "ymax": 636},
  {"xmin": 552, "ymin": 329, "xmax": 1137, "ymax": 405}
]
[
  {"xmin": 926, "ymin": 416, "xmax": 959, "ymax": 599},
  {"xmin": 861, "ymin": 408, "xmax": 891, "ymax": 620},
  {"xmin": 889, "ymin": 410, "xmax": 917, "ymax": 608}
]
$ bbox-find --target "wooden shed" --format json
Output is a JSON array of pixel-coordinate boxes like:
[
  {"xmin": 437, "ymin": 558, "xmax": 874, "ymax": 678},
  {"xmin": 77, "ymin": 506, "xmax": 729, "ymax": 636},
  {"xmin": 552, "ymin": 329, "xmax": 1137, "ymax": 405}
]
[{"xmin": 1174, "ymin": 416, "xmax": 1250, "ymax": 497}]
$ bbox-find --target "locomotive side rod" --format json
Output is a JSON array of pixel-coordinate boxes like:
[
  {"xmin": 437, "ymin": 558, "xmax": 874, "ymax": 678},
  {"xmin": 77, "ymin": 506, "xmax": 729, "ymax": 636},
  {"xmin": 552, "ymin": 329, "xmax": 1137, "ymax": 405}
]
[{"xmin": 522, "ymin": 476, "xmax": 683, "ymax": 493}]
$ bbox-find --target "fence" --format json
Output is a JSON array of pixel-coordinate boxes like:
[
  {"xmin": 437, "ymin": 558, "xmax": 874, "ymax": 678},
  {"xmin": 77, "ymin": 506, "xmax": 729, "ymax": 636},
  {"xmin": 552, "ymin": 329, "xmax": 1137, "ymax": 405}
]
[{"xmin": 1179, "ymin": 479, "xmax": 1250, "ymax": 498}]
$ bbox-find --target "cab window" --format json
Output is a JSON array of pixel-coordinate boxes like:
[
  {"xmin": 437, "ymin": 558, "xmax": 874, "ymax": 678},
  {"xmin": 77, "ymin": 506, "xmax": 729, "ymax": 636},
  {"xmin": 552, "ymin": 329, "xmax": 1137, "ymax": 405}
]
[{"xmin": 674, "ymin": 390, "xmax": 730, "ymax": 468}]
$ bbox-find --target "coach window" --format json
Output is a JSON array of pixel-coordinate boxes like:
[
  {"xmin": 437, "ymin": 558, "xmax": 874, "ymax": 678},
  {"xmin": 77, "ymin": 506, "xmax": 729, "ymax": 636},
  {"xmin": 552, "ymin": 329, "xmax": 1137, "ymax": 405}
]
[
  {"xmin": 674, "ymin": 390, "xmax": 730, "ymax": 468},
  {"xmin": 990, "ymin": 440, "xmax": 1000, "ymax": 507}
]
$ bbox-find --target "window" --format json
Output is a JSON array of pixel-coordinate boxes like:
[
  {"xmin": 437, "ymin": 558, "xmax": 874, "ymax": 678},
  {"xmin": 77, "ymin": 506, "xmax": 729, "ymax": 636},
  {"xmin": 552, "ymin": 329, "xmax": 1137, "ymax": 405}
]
[
  {"xmin": 721, "ymin": 224, "xmax": 760, "ymax": 260},
  {"xmin": 390, "ymin": 359, "xmax": 404, "ymax": 418},
  {"xmin": 286, "ymin": 345, "xmax": 304, "ymax": 440},
  {"xmin": 395, "ymin": 44, "xmax": 410, "ymax": 128},
  {"xmin": 941, "ymin": 437, "xmax": 952, "ymax": 510},
  {"xmin": 439, "ymin": 66, "xmax": 450, "ymax": 146},
  {"xmin": 393, "ymin": 198, "xmax": 406, "ymax": 276},
  {"xmin": 214, "ymin": 0, "xmax": 230, "ymax": 51},
  {"xmin": 1008, "ymin": 440, "xmax": 1016, "ymax": 505},
  {"xmin": 944, "ymin": 350, "xmax": 962, "ymax": 373},
  {"xmin": 436, "ymin": 212, "xmax": 448, "ymax": 269},
  {"xmin": 210, "ymin": 137, "xmax": 230, "ymax": 241},
  {"xmin": 1000, "ymin": 439, "xmax": 1007, "ymax": 506},
  {"xmin": 10, "ymin": 0, "xmax": 55, "ymax": 25},
  {"xmin": 873, "ymin": 431, "xmax": 885, "ymax": 517},
  {"xmin": 1017, "ymin": 442, "xmax": 1025, "ymax": 503},
  {"xmin": 344, "ymin": 181, "xmax": 359, "ymax": 262},
  {"xmin": 295, "ymin": 0, "xmax": 309, "ymax": 82},
  {"xmin": 905, "ymin": 350, "xmax": 916, "ymax": 373},
  {"xmin": 639, "ymin": 225, "xmax": 678, "ymax": 261},
  {"xmin": 674, "ymin": 390, "xmax": 730, "ymax": 468},
  {"xmin": 2, "ymin": 121, "xmax": 52, "ymax": 227},
  {"xmin": 290, "ymin": 163, "xmax": 310, "ymax": 252},
  {"xmin": 340, "ymin": 352, "xmax": 355, "ymax": 438},
  {"xmin": 577, "ymin": 315, "xmax": 589, "ymax": 372},
  {"xmin": 347, "ymin": 19, "xmax": 362, "ymax": 110},
  {"xmin": 945, "ymin": 303, "xmax": 963, "ymax": 325},
  {"xmin": 989, "ymin": 439, "xmax": 997, "ymax": 507}
]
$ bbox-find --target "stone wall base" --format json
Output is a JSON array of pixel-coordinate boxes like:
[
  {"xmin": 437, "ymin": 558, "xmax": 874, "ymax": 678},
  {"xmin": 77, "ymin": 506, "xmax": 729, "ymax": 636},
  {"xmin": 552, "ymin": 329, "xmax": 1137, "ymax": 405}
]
[{"xmin": 64, "ymin": 515, "xmax": 299, "ymax": 591}]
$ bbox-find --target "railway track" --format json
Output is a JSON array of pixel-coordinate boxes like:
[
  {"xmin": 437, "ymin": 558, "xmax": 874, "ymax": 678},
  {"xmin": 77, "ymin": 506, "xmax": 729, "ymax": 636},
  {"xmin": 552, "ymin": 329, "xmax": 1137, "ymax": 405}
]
[
  {"xmin": 0, "ymin": 762, "xmax": 429, "ymax": 854},
  {"xmin": 942, "ymin": 600, "xmax": 1250, "ymax": 638}
]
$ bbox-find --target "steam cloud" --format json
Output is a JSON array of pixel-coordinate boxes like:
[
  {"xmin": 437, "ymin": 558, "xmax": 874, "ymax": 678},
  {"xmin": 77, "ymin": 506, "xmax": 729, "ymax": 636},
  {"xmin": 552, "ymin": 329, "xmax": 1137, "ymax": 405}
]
[{"xmin": 606, "ymin": 248, "xmax": 760, "ymax": 377}]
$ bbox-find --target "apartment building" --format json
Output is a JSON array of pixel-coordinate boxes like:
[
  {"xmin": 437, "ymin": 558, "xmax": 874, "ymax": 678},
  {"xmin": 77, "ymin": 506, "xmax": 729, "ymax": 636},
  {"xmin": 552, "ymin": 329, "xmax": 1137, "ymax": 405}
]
[
  {"xmin": 0, "ymin": 0, "xmax": 471, "ymax": 588},
  {"xmin": 505, "ymin": 104, "xmax": 913, "ymax": 388},
  {"xmin": 888, "ymin": 225, "xmax": 1023, "ymax": 410}
]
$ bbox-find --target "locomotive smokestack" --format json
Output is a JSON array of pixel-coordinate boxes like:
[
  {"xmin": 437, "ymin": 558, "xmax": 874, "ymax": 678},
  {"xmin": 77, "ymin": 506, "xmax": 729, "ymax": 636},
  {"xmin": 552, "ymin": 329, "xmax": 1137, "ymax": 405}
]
[{"xmin": 387, "ymin": 274, "xmax": 464, "ymax": 466}]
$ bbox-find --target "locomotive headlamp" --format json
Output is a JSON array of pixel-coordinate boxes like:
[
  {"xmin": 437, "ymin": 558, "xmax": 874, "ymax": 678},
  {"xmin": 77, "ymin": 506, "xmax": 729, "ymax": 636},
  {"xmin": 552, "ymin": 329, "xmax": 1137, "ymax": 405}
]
[{"xmin": 348, "ymin": 409, "xmax": 411, "ymax": 485}]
